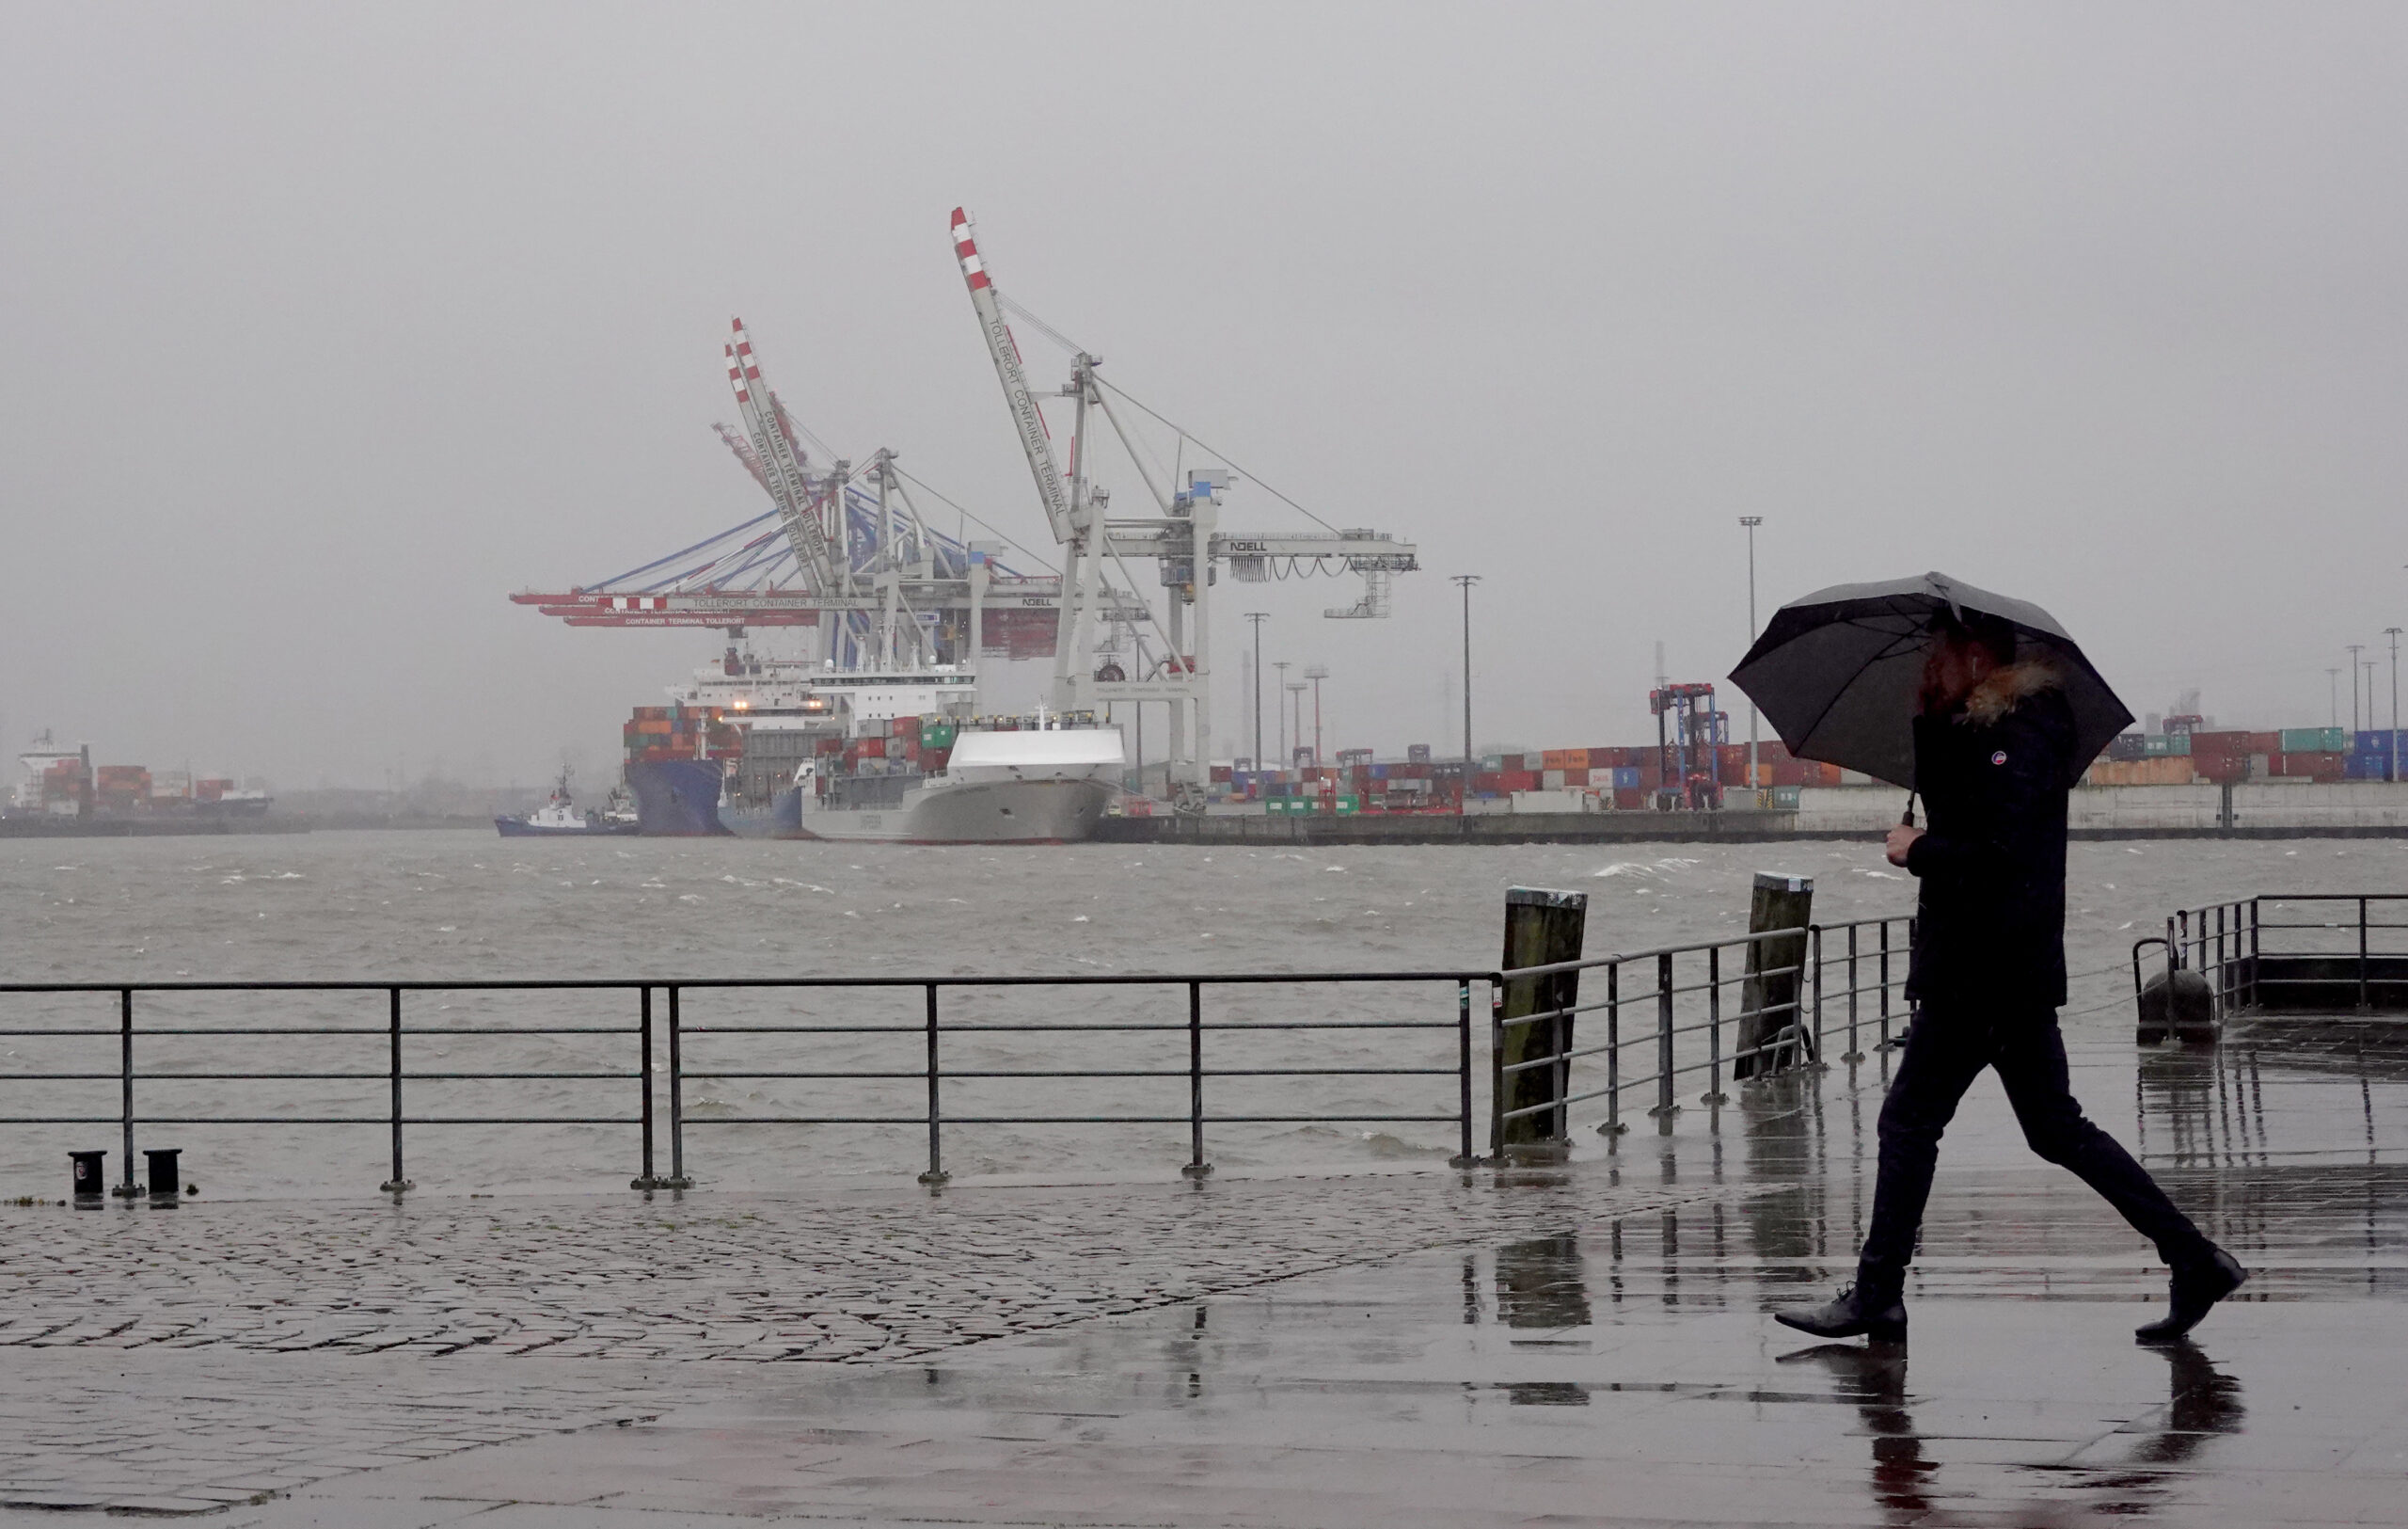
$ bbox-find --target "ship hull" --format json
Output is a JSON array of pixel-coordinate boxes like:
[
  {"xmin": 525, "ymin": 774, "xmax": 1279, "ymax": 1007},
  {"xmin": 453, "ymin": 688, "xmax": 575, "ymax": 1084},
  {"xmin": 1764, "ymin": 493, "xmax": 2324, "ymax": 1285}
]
[
  {"xmin": 626, "ymin": 759, "xmax": 731, "ymax": 836},
  {"xmin": 799, "ymin": 777, "xmax": 1113, "ymax": 843},
  {"xmin": 721, "ymin": 788, "xmax": 807, "ymax": 839},
  {"xmin": 494, "ymin": 817, "xmax": 640, "ymax": 837}
]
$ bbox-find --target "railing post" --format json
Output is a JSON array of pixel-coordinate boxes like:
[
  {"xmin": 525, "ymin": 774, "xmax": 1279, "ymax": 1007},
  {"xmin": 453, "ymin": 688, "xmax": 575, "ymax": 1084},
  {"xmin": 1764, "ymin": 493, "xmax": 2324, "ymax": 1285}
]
[
  {"xmin": 917, "ymin": 983, "xmax": 948, "ymax": 1186},
  {"xmin": 631, "ymin": 986, "xmax": 658, "ymax": 1190},
  {"xmin": 113, "ymin": 989, "xmax": 138, "ymax": 1198},
  {"xmin": 2350, "ymin": 895, "xmax": 2369, "ymax": 1015},
  {"xmin": 1649, "ymin": 951, "xmax": 1677, "ymax": 1119},
  {"xmin": 1182, "ymin": 980, "xmax": 1212, "ymax": 1179},
  {"xmin": 1809, "ymin": 925, "xmax": 1825, "ymax": 1067},
  {"xmin": 1600, "ymin": 962, "xmax": 1624, "ymax": 1136},
  {"xmin": 1844, "ymin": 922, "xmax": 1863, "ymax": 1061},
  {"xmin": 380, "ymin": 987, "xmax": 412, "ymax": 1193},
  {"xmin": 1878, "ymin": 918, "xmax": 1893, "ymax": 1048},
  {"xmin": 2249, "ymin": 898, "xmax": 2262, "ymax": 1010},
  {"xmin": 1702, "ymin": 945, "xmax": 1728, "ymax": 1105},
  {"xmin": 663, "ymin": 984, "xmax": 690, "ymax": 1189},
  {"xmin": 1450, "ymin": 980, "xmax": 1477, "ymax": 1167}
]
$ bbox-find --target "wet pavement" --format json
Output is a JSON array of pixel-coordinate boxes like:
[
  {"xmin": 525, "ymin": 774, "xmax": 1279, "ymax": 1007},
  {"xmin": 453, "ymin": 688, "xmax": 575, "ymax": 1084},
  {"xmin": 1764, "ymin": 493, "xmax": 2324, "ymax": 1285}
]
[{"xmin": 6, "ymin": 1007, "xmax": 2408, "ymax": 1525}]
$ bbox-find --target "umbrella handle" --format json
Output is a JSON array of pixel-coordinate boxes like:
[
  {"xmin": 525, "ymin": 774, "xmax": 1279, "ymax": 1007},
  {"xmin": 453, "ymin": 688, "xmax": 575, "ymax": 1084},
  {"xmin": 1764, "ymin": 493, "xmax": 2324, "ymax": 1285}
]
[{"xmin": 1901, "ymin": 791, "xmax": 1917, "ymax": 828}]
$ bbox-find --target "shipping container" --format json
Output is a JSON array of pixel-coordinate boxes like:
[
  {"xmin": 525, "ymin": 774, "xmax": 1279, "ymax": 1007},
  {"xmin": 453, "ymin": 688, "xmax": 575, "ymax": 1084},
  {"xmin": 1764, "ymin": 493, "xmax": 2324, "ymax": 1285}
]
[
  {"xmin": 2353, "ymin": 730, "xmax": 2400, "ymax": 757},
  {"xmin": 2272, "ymin": 751, "xmax": 2347, "ymax": 781},
  {"xmin": 1405, "ymin": 743, "xmax": 1433, "ymax": 765},
  {"xmin": 2086, "ymin": 757, "xmax": 2196, "ymax": 787},
  {"xmin": 2281, "ymin": 726, "xmax": 2346, "ymax": 754},
  {"xmin": 2105, "ymin": 734, "xmax": 2148, "ymax": 762},
  {"xmin": 1612, "ymin": 787, "xmax": 1646, "ymax": 811},
  {"xmin": 2245, "ymin": 732, "xmax": 2281, "ymax": 754},
  {"xmin": 1541, "ymin": 749, "xmax": 1587, "ymax": 771},
  {"xmin": 1770, "ymin": 785, "xmax": 1802, "ymax": 810}
]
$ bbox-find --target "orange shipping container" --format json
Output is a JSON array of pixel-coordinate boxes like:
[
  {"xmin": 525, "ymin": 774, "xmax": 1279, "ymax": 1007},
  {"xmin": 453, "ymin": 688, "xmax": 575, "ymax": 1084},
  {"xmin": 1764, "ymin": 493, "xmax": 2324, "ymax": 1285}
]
[{"xmin": 1540, "ymin": 749, "xmax": 1589, "ymax": 771}]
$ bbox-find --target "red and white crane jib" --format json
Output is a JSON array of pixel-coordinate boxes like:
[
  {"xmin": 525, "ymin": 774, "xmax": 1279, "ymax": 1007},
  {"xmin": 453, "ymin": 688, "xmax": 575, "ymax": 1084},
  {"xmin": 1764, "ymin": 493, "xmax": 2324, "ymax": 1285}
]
[
  {"xmin": 724, "ymin": 321, "xmax": 837, "ymax": 588},
  {"xmin": 950, "ymin": 208, "xmax": 1077, "ymax": 546}
]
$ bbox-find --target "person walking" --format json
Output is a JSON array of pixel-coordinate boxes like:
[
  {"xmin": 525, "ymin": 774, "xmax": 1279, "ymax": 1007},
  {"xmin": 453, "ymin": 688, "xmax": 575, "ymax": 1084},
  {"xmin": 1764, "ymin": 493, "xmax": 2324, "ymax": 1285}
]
[{"xmin": 1775, "ymin": 612, "xmax": 2245, "ymax": 1345}]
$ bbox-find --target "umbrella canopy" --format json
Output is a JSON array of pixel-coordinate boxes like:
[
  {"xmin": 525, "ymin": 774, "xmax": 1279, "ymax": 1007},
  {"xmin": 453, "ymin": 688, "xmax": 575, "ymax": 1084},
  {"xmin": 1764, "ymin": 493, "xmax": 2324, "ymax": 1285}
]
[{"xmin": 1727, "ymin": 571, "xmax": 2133, "ymax": 790}]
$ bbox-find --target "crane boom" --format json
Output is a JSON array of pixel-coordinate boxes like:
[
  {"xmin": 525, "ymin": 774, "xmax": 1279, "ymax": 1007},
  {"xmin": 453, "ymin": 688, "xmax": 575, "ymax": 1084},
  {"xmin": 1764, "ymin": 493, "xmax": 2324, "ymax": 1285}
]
[
  {"xmin": 725, "ymin": 320, "xmax": 837, "ymax": 588},
  {"xmin": 950, "ymin": 209, "xmax": 1076, "ymax": 545}
]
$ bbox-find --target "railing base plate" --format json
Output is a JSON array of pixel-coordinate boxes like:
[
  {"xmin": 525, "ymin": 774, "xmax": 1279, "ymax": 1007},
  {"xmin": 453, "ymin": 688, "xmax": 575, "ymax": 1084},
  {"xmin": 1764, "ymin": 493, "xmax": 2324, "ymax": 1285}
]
[
  {"xmin": 1499, "ymin": 1139, "xmax": 1573, "ymax": 1165},
  {"xmin": 379, "ymin": 1179, "xmax": 414, "ymax": 1194},
  {"xmin": 916, "ymin": 1170, "xmax": 951, "ymax": 1187},
  {"xmin": 1180, "ymin": 1163, "xmax": 1213, "ymax": 1180}
]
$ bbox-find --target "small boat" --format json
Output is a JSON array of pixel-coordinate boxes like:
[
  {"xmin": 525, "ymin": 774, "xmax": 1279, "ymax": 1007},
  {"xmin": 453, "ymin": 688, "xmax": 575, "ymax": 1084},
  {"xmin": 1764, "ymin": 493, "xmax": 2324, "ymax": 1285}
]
[{"xmin": 496, "ymin": 767, "xmax": 639, "ymax": 837}]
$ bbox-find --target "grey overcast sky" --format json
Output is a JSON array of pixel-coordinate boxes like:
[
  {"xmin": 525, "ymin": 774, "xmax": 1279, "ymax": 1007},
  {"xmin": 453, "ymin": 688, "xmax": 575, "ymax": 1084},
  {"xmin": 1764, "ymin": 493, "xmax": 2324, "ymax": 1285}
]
[{"xmin": 4, "ymin": 4, "xmax": 2404, "ymax": 785}]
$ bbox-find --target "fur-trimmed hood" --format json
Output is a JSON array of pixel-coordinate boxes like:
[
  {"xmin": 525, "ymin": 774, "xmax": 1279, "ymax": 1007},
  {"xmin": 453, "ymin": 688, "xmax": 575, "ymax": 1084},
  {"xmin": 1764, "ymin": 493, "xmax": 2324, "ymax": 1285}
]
[{"xmin": 1956, "ymin": 659, "xmax": 2063, "ymax": 726}]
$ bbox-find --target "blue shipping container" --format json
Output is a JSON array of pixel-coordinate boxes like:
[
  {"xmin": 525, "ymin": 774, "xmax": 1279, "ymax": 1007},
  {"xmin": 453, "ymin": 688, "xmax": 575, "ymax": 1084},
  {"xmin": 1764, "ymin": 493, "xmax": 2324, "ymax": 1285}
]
[
  {"xmin": 2354, "ymin": 730, "xmax": 2400, "ymax": 757},
  {"xmin": 1612, "ymin": 766, "xmax": 1642, "ymax": 788}
]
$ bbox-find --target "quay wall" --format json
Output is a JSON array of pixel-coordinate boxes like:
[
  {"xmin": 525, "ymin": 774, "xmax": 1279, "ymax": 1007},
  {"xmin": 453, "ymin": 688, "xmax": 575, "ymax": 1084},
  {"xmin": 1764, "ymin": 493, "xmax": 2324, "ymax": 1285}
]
[{"xmin": 1102, "ymin": 783, "xmax": 2408, "ymax": 845}]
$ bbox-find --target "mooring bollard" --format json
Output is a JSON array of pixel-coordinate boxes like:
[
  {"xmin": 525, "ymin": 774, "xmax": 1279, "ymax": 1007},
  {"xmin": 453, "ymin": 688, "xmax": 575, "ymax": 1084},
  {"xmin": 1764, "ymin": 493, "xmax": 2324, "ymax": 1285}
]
[
  {"xmin": 1735, "ymin": 873, "xmax": 1814, "ymax": 1079},
  {"xmin": 1491, "ymin": 886, "xmax": 1588, "ymax": 1164},
  {"xmin": 71, "ymin": 1151, "xmax": 106, "ymax": 1202},
  {"xmin": 144, "ymin": 1148, "xmax": 182, "ymax": 1200}
]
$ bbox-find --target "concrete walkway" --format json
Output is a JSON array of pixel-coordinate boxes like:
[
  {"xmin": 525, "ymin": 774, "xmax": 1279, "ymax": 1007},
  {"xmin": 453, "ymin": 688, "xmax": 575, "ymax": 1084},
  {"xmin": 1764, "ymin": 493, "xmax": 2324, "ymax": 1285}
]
[{"xmin": 4, "ymin": 1010, "xmax": 2404, "ymax": 1525}]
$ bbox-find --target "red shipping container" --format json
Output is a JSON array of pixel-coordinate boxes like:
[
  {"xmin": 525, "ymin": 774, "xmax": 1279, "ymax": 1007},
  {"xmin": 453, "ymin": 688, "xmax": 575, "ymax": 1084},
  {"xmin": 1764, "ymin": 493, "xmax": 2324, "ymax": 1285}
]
[
  {"xmin": 1561, "ymin": 768, "xmax": 1591, "ymax": 787},
  {"xmin": 857, "ymin": 738, "xmax": 886, "ymax": 758},
  {"xmin": 2275, "ymin": 751, "xmax": 2346, "ymax": 781},
  {"xmin": 1612, "ymin": 787, "xmax": 1647, "ymax": 810},
  {"xmin": 1501, "ymin": 771, "xmax": 1540, "ymax": 792},
  {"xmin": 1472, "ymin": 772, "xmax": 1504, "ymax": 794},
  {"xmin": 2246, "ymin": 732, "xmax": 2281, "ymax": 754}
]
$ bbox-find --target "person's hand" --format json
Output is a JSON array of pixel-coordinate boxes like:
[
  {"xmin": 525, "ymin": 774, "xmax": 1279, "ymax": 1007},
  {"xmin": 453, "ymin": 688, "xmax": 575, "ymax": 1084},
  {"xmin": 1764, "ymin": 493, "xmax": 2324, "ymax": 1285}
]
[{"xmin": 1885, "ymin": 824, "xmax": 1924, "ymax": 868}]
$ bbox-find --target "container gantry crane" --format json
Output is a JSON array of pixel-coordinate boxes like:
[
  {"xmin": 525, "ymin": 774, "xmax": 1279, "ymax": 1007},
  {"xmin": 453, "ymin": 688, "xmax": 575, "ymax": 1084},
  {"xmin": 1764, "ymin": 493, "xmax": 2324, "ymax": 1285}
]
[
  {"xmin": 947, "ymin": 207, "xmax": 1419, "ymax": 805},
  {"xmin": 515, "ymin": 323, "xmax": 1149, "ymax": 668}
]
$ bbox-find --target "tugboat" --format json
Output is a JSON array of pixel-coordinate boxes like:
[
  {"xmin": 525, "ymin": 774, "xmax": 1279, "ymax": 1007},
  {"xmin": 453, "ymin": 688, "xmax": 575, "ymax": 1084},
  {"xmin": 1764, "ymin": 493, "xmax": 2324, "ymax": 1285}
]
[{"xmin": 495, "ymin": 767, "xmax": 638, "ymax": 837}]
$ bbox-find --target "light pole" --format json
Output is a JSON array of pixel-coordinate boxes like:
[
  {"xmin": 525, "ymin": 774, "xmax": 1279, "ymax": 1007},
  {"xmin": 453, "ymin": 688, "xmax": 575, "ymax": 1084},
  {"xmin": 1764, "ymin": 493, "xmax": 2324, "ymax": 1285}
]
[
  {"xmin": 1285, "ymin": 681, "xmax": 1307, "ymax": 773},
  {"xmin": 2389, "ymin": 628, "xmax": 2403, "ymax": 784},
  {"xmin": 1273, "ymin": 661, "xmax": 1292, "ymax": 767},
  {"xmin": 1452, "ymin": 575, "xmax": 1480, "ymax": 812},
  {"xmin": 1738, "ymin": 517, "xmax": 1763, "ymax": 802},
  {"xmin": 2349, "ymin": 645, "xmax": 2367, "ymax": 734},
  {"xmin": 1244, "ymin": 612, "xmax": 1268, "ymax": 771},
  {"xmin": 2329, "ymin": 668, "xmax": 2343, "ymax": 730},
  {"xmin": 1304, "ymin": 664, "xmax": 1329, "ymax": 768}
]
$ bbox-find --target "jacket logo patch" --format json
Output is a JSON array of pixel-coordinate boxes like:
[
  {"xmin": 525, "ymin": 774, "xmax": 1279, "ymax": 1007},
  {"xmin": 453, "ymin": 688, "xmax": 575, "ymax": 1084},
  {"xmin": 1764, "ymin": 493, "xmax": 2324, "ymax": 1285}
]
[{"xmin": 1991, "ymin": 751, "xmax": 2008, "ymax": 766}]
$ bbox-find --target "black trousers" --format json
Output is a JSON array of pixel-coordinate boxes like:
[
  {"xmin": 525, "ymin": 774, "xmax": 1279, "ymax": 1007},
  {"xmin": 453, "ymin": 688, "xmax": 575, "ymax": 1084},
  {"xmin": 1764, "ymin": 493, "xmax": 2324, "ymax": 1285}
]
[{"xmin": 1860, "ymin": 1001, "xmax": 2214, "ymax": 1280}]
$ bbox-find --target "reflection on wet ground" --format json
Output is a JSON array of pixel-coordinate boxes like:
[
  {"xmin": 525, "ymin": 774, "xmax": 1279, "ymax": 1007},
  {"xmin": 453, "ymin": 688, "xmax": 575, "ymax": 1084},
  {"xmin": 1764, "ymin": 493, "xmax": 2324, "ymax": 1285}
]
[{"xmin": 238, "ymin": 1009, "xmax": 2408, "ymax": 1526}]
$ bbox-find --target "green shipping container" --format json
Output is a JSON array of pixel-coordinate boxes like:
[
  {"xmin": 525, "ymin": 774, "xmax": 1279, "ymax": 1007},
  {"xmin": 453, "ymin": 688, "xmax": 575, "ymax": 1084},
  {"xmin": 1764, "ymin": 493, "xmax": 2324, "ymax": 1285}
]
[
  {"xmin": 2280, "ymin": 726, "xmax": 2345, "ymax": 754},
  {"xmin": 1333, "ymin": 795, "xmax": 1359, "ymax": 815},
  {"xmin": 1771, "ymin": 785, "xmax": 1801, "ymax": 810}
]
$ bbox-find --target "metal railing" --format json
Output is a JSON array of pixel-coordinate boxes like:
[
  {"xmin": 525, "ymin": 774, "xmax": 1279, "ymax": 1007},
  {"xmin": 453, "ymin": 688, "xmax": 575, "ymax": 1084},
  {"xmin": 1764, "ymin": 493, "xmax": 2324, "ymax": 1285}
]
[
  {"xmin": 0, "ymin": 972, "xmax": 1486, "ymax": 1192},
  {"xmin": 0, "ymin": 916, "xmax": 1918, "ymax": 1189},
  {"xmin": 2164, "ymin": 894, "xmax": 2408, "ymax": 1015},
  {"xmin": 1492, "ymin": 915, "xmax": 1912, "ymax": 1139}
]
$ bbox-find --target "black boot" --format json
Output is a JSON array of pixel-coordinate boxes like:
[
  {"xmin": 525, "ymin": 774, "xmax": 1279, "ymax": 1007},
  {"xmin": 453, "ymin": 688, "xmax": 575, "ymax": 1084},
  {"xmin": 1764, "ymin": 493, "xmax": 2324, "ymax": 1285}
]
[
  {"xmin": 1775, "ymin": 1266, "xmax": 1906, "ymax": 1343},
  {"xmin": 2135, "ymin": 1248, "xmax": 2246, "ymax": 1345}
]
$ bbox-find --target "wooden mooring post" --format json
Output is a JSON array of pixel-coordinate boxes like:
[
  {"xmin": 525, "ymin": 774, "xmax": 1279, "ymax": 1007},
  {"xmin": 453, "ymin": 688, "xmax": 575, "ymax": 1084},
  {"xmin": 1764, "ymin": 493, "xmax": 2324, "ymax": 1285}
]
[
  {"xmin": 1491, "ymin": 886, "xmax": 1588, "ymax": 1163},
  {"xmin": 1735, "ymin": 873, "xmax": 1814, "ymax": 1079}
]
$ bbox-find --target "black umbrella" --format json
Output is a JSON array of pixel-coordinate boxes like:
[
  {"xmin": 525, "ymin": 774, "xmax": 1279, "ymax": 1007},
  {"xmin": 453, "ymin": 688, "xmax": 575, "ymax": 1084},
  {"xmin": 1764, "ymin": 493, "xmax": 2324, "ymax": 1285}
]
[{"xmin": 1727, "ymin": 570, "xmax": 2133, "ymax": 796}]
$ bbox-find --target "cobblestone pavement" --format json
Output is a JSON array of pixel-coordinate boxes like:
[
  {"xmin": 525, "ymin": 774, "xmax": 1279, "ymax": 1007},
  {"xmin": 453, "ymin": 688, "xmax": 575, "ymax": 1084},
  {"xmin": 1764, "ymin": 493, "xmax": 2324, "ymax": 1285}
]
[{"xmin": 0, "ymin": 1170, "xmax": 1723, "ymax": 1514}]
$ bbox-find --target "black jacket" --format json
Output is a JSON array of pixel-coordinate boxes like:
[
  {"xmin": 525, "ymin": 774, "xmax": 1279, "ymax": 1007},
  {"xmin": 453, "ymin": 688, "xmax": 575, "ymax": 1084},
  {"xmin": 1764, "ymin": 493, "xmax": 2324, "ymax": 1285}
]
[{"xmin": 1903, "ymin": 663, "xmax": 2073, "ymax": 1009}]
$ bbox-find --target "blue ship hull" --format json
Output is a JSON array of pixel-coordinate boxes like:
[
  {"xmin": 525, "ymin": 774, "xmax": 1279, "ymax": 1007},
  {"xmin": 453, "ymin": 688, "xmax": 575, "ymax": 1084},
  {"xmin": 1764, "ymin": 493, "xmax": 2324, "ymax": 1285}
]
[{"xmin": 626, "ymin": 759, "xmax": 731, "ymax": 836}]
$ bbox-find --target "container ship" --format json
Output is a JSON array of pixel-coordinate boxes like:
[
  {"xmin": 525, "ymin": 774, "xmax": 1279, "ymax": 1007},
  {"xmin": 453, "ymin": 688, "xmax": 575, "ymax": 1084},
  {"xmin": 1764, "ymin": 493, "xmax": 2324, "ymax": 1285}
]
[
  {"xmin": 2, "ymin": 732, "xmax": 278, "ymax": 835},
  {"xmin": 621, "ymin": 646, "xmax": 1121, "ymax": 843}
]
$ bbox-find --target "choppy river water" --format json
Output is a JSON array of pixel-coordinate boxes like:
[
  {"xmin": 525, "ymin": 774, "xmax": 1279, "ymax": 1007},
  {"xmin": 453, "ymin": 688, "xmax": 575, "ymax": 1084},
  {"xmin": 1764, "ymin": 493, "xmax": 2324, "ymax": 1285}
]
[{"xmin": 4, "ymin": 831, "xmax": 2398, "ymax": 1195}]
